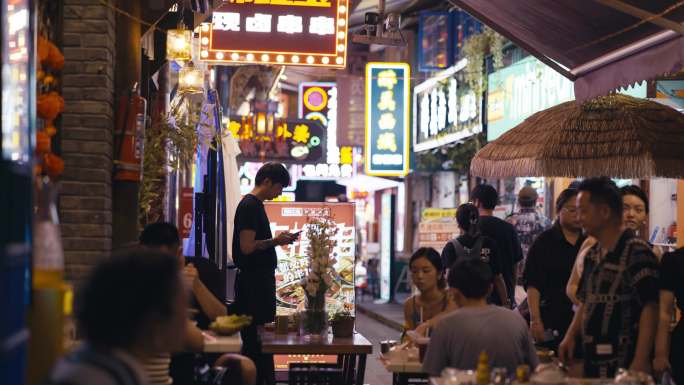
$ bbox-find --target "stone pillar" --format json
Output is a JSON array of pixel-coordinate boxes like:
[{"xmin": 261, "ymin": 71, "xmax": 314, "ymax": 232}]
[{"xmin": 60, "ymin": 1, "xmax": 116, "ymax": 284}]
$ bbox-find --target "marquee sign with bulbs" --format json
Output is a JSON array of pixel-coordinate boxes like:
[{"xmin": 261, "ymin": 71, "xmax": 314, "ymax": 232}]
[{"xmin": 199, "ymin": 0, "xmax": 349, "ymax": 68}]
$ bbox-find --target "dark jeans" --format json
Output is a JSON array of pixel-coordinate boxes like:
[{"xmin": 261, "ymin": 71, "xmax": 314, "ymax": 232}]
[{"xmin": 241, "ymin": 323, "xmax": 274, "ymax": 385}]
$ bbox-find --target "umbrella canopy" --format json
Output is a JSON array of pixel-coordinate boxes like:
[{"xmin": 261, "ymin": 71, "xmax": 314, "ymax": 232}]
[{"xmin": 470, "ymin": 94, "xmax": 684, "ymax": 179}]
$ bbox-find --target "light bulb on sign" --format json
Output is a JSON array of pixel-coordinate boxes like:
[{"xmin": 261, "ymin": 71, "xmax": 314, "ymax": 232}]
[
  {"xmin": 261, "ymin": 54, "xmax": 270, "ymax": 62},
  {"xmin": 306, "ymin": 56, "xmax": 314, "ymax": 64},
  {"xmin": 231, "ymin": 53, "xmax": 240, "ymax": 60},
  {"xmin": 291, "ymin": 55, "xmax": 300, "ymax": 63},
  {"xmin": 336, "ymin": 57, "xmax": 344, "ymax": 65},
  {"xmin": 201, "ymin": 50, "xmax": 209, "ymax": 58},
  {"xmin": 322, "ymin": 57, "xmax": 329, "ymax": 64},
  {"xmin": 201, "ymin": 37, "xmax": 209, "ymax": 45},
  {"xmin": 246, "ymin": 53, "xmax": 255, "ymax": 61},
  {"xmin": 216, "ymin": 52, "xmax": 224, "ymax": 60},
  {"xmin": 276, "ymin": 55, "xmax": 285, "ymax": 63}
]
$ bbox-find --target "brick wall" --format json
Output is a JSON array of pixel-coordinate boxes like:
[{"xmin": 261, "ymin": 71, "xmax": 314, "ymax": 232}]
[{"xmin": 60, "ymin": 0, "xmax": 116, "ymax": 284}]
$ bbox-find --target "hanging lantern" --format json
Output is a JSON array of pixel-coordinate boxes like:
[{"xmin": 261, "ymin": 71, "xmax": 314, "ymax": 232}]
[
  {"xmin": 178, "ymin": 62, "xmax": 204, "ymax": 94},
  {"xmin": 166, "ymin": 27, "xmax": 192, "ymax": 61},
  {"xmin": 251, "ymin": 100, "xmax": 279, "ymax": 139}
]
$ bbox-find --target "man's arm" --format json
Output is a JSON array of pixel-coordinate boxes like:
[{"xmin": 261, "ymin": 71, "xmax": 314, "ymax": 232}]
[
  {"xmin": 527, "ymin": 287, "xmax": 545, "ymax": 342},
  {"xmin": 559, "ymin": 303, "xmax": 584, "ymax": 364},
  {"xmin": 494, "ymin": 275, "xmax": 510, "ymax": 308},
  {"xmin": 630, "ymin": 301, "xmax": 658, "ymax": 372},
  {"xmin": 184, "ymin": 320, "xmax": 205, "ymax": 352},
  {"xmin": 239, "ymin": 229, "xmax": 291, "ymax": 255},
  {"xmin": 654, "ymin": 290, "xmax": 675, "ymax": 373},
  {"xmin": 193, "ymin": 279, "xmax": 227, "ymax": 320}
]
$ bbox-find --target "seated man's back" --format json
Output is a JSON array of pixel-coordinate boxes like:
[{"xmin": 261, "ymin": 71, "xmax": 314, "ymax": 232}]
[{"xmin": 422, "ymin": 259, "xmax": 538, "ymax": 376}]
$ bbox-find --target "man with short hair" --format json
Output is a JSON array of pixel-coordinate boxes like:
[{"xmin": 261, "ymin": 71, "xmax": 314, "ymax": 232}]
[
  {"xmin": 233, "ymin": 163, "xmax": 298, "ymax": 385},
  {"xmin": 422, "ymin": 259, "xmax": 538, "ymax": 376},
  {"xmin": 524, "ymin": 188, "xmax": 585, "ymax": 350},
  {"xmin": 471, "ymin": 184, "xmax": 523, "ymax": 308},
  {"xmin": 559, "ymin": 177, "xmax": 659, "ymax": 378},
  {"xmin": 507, "ymin": 186, "xmax": 552, "ymax": 274},
  {"xmin": 48, "ymin": 249, "xmax": 187, "ymax": 385}
]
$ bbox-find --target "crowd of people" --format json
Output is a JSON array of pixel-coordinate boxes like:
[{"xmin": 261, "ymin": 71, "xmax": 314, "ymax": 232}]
[
  {"xmin": 409, "ymin": 177, "xmax": 683, "ymax": 382},
  {"xmin": 43, "ymin": 162, "xmax": 683, "ymax": 385}
]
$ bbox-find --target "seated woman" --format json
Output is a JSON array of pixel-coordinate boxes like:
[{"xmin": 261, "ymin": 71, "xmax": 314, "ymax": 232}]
[{"xmin": 403, "ymin": 247, "xmax": 457, "ymax": 335}]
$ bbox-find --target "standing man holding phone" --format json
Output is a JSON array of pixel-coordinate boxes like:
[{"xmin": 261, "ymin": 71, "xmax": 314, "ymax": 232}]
[{"xmin": 233, "ymin": 163, "xmax": 298, "ymax": 385}]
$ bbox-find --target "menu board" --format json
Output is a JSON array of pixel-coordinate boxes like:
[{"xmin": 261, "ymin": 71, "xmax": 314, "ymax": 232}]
[
  {"xmin": 417, "ymin": 221, "xmax": 459, "ymax": 253},
  {"xmin": 264, "ymin": 202, "xmax": 355, "ymax": 315}
]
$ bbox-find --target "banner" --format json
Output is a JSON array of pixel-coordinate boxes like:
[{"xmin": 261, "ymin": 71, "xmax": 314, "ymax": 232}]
[
  {"xmin": 198, "ymin": 0, "xmax": 349, "ymax": 68},
  {"xmin": 365, "ymin": 62, "xmax": 410, "ymax": 176},
  {"xmin": 264, "ymin": 202, "xmax": 356, "ymax": 315}
]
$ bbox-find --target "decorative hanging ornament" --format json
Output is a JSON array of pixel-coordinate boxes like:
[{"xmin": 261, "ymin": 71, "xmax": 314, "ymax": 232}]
[
  {"xmin": 166, "ymin": 26, "xmax": 192, "ymax": 62},
  {"xmin": 178, "ymin": 62, "xmax": 204, "ymax": 94}
]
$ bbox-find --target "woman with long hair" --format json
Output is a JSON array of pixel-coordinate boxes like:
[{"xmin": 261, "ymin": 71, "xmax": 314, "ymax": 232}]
[{"xmin": 403, "ymin": 247, "xmax": 457, "ymax": 332}]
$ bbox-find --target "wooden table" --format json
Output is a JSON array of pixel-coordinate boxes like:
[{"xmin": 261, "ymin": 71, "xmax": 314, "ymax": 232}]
[
  {"xmin": 202, "ymin": 331, "xmax": 242, "ymax": 353},
  {"xmin": 260, "ymin": 331, "xmax": 373, "ymax": 385}
]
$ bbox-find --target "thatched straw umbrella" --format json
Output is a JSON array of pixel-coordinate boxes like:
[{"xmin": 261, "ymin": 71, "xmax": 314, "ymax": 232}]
[{"xmin": 470, "ymin": 94, "xmax": 684, "ymax": 178}]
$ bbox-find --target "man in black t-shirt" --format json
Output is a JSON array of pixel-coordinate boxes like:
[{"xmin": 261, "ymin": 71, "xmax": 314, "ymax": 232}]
[
  {"xmin": 233, "ymin": 162, "xmax": 297, "ymax": 385},
  {"xmin": 471, "ymin": 184, "xmax": 523, "ymax": 308}
]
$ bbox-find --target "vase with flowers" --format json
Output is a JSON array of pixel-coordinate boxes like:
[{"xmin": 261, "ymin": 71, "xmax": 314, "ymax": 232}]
[{"xmin": 299, "ymin": 214, "xmax": 338, "ymax": 340}]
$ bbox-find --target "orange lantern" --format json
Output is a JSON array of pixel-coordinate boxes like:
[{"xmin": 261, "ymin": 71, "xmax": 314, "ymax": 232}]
[
  {"xmin": 43, "ymin": 153, "xmax": 64, "ymax": 178},
  {"xmin": 38, "ymin": 36, "xmax": 49, "ymax": 63},
  {"xmin": 36, "ymin": 131, "xmax": 50, "ymax": 154},
  {"xmin": 46, "ymin": 42, "xmax": 64, "ymax": 70},
  {"xmin": 37, "ymin": 92, "xmax": 64, "ymax": 120},
  {"xmin": 44, "ymin": 121, "xmax": 57, "ymax": 137}
]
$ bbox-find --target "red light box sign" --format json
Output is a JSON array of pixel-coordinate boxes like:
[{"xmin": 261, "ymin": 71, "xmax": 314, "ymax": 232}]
[{"xmin": 199, "ymin": 0, "xmax": 349, "ymax": 68}]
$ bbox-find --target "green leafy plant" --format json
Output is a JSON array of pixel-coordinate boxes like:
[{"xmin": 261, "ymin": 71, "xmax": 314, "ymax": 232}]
[
  {"xmin": 462, "ymin": 26, "xmax": 505, "ymax": 97},
  {"xmin": 138, "ymin": 95, "xmax": 203, "ymax": 227},
  {"xmin": 329, "ymin": 309, "xmax": 353, "ymax": 323}
]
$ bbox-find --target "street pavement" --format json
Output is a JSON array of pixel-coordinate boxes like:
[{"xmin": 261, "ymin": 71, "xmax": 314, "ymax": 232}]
[{"xmin": 356, "ymin": 311, "xmax": 402, "ymax": 385}]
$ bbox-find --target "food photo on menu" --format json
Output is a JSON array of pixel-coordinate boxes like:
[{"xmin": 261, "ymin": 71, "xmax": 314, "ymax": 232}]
[{"xmin": 265, "ymin": 202, "xmax": 357, "ymax": 316}]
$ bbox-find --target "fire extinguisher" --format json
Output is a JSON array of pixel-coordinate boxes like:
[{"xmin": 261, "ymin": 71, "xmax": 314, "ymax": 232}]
[{"xmin": 114, "ymin": 83, "xmax": 147, "ymax": 182}]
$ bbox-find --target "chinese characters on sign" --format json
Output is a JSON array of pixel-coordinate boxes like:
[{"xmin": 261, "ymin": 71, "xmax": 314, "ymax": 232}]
[
  {"xmin": 365, "ymin": 63, "xmax": 410, "ymax": 177},
  {"xmin": 199, "ymin": 0, "xmax": 349, "ymax": 67},
  {"xmin": 413, "ymin": 59, "xmax": 481, "ymax": 152},
  {"xmin": 264, "ymin": 202, "xmax": 356, "ymax": 315},
  {"xmin": 230, "ymin": 116, "xmax": 326, "ymax": 163}
]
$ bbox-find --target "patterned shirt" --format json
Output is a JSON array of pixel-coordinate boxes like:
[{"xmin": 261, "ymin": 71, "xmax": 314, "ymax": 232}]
[
  {"xmin": 577, "ymin": 230, "xmax": 659, "ymax": 378},
  {"xmin": 506, "ymin": 208, "xmax": 551, "ymax": 261}
]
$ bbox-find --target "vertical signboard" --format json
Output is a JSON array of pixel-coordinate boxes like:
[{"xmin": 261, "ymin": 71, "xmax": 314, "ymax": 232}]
[
  {"xmin": 336, "ymin": 73, "xmax": 365, "ymax": 147},
  {"xmin": 299, "ymin": 82, "xmax": 339, "ymax": 164},
  {"xmin": 365, "ymin": 62, "xmax": 410, "ymax": 176},
  {"xmin": 379, "ymin": 192, "xmax": 394, "ymax": 301},
  {"xmin": 264, "ymin": 202, "xmax": 356, "ymax": 315}
]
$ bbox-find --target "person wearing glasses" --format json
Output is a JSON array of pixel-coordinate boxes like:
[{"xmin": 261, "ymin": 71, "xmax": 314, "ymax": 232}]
[{"xmin": 523, "ymin": 189, "xmax": 585, "ymax": 350}]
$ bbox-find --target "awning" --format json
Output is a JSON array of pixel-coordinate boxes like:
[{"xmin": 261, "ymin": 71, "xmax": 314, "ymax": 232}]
[{"xmin": 450, "ymin": 0, "xmax": 684, "ymax": 101}]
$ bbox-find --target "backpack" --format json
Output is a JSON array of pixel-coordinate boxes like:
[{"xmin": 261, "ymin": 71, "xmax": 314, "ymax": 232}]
[{"xmin": 450, "ymin": 235, "xmax": 484, "ymax": 263}]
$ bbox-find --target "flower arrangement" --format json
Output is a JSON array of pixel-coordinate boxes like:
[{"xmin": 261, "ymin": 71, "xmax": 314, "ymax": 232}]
[{"xmin": 299, "ymin": 213, "xmax": 339, "ymax": 337}]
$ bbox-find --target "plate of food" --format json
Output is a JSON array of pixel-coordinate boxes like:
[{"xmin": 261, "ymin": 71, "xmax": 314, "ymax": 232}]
[
  {"xmin": 209, "ymin": 315, "xmax": 252, "ymax": 336},
  {"xmin": 276, "ymin": 281, "xmax": 305, "ymax": 309}
]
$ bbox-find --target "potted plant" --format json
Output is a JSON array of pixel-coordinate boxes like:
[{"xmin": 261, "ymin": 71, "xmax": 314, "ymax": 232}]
[{"xmin": 330, "ymin": 310, "xmax": 355, "ymax": 338}]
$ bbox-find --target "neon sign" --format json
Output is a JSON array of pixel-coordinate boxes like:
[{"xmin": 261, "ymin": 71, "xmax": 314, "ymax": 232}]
[
  {"xmin": 299, "ymin": 82, "xmax": 339, "ymax": 164},
  {"xmin": 199, "ymin": 0, "xmax": 348, "ymax": 68},
  {"xmin": 365, "ymin": 63, "xmax": 410, "ymax": 177},
  {"xmin": 413, "ymin": 59, "xmax": 481, "ymax": 152}
]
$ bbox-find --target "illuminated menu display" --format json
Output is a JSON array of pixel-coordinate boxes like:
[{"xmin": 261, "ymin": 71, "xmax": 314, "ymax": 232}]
[
  {"xmin": 2, "ymin": 0, "xmax": 32, "ymax": 162},
  {"xmin": 199, "ymin": 0, "xmax": 349, "ymax": 68},
  {"xmin": 365, "ymin": 62, "xmax": 410, "ymax": 177},
  {"xmin": 264, "ymin": 202, "xmax": 356, "ymax": 315}
]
